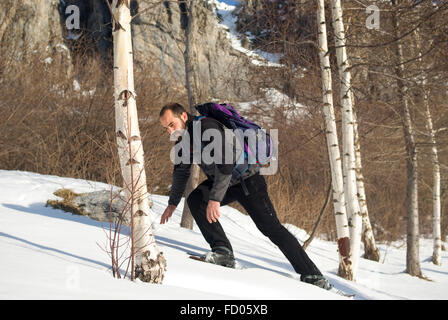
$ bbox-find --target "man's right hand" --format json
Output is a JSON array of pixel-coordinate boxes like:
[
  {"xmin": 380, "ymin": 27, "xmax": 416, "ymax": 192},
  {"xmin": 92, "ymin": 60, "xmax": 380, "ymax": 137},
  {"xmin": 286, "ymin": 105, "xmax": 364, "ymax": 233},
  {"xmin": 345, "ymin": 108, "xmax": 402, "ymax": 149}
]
[{"xmin": 160, "ymin": 205, "xmax": 177, "ymax": 224}]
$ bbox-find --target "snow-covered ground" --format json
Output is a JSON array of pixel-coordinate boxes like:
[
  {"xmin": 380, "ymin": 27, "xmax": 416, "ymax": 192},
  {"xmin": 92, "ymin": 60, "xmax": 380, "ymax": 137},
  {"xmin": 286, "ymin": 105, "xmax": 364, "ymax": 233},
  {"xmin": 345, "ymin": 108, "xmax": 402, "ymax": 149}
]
[
  {"xmin": 236, "ymin": 88, "xmax": 310, "ymax": 125},
  {"xmin": 0, "ymin": 170, "xmax": 447, "ymax": 300},
  {"xmin": 208, "ymin": 0, "xmax": 283, "ymax": 67},
  {"xmin": 207, "ymin": 1, "xmax": 309, "ymax": 122}
]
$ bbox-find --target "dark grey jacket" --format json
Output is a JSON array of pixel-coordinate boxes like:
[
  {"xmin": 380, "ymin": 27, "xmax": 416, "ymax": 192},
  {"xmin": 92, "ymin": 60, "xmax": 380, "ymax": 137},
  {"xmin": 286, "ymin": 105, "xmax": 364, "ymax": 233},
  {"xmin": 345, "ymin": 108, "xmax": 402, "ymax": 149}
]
[{"xmin": 168, "ymin": 114, "xmax": 259, "ymax": 206}]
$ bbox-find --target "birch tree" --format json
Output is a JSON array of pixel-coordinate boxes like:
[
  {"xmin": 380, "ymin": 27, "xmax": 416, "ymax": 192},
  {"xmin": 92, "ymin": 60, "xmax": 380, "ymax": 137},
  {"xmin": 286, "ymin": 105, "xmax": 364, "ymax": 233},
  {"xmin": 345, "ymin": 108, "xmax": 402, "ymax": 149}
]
[
  {"xmin": 179, "ymin": 0, "xmax": 202, "ymax": 229},
  {"xmin": 391, "ymin": 0, "xmax": 422, "ymax": 277},
  {"xmin": 353, "ymin": 111, "xmax": 380, "ymax": 262},
  {"xmin": 111, "ymin": 0, "xmax": 166, "ymax": 283},
  {"xmin": 424, "ymin": 86, "xmax": 442, "ymax": 266},
  {"xmin": 317, "ymin": 0, "xmax": 353, "ymax": 280},
  {"xmin": 415, "ymin": 29, "xmax": 442, "ymax": 266},
  {"xmin": 329, "ymin": 0, "xmax": 363, "ymax": 279}
]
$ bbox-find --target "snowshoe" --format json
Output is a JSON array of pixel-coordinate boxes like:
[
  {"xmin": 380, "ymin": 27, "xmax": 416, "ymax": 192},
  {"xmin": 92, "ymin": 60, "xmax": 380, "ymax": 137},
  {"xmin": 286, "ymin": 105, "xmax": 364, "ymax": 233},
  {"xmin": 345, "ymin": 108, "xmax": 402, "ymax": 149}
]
[
  {"xmin": 203, "ymin": 246, "xmax": 236, "ymax": 268},
  {"xmin": 300, "ymin": 274, "xmax": 333, "ymax": 291},
  {"xmin": 189, "ymin": 246, "xmax": 236, "ymax": 268}
]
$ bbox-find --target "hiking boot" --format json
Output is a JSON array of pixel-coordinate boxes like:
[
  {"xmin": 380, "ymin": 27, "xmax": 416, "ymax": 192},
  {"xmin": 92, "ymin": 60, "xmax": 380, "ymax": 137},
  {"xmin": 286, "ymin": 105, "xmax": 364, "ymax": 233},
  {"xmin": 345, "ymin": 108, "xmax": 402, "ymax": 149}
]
[
  {"xmin": 203, "ymin": 246, "xmax": 236, "ymax": 268},
  {"xmin": 300, "ymin": 274, "xmax": 333, "ymax": 290}
]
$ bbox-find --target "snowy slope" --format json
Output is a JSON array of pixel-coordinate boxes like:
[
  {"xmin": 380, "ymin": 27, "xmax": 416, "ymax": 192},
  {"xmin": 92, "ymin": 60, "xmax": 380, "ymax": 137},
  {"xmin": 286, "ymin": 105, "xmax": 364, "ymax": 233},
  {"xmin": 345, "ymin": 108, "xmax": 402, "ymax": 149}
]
[
  {"xmin": 0, "ymin": 170, "xmax": 447, "ymax": 300},
  {"xmin": 208, "ymin": 0, "xmax": 283, "ymax": 67}
]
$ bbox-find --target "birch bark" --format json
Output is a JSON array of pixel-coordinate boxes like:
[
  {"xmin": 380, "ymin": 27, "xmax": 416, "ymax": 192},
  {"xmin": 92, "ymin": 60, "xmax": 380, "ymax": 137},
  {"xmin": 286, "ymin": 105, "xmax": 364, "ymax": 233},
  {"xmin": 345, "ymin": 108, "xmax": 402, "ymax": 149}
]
[
  {"xmin": 329, "ymin": 0, "xmax": 362, "ymax": 279},
  {"xmin": 353, "ymin": 112, "xmax": 380, "ymax": 262},
  {"xmin": 180, "ymin": 0, "xmax": 201, "ymax": 229},
  {"xmin": 425, "ymin": 92, "xmax": 442, "ymax": 266},
  {"xmin": 317, "ymin": 0, "xmax": 352, "ymax": 280},
  {"xmin": 391, "ymin": 0, "xmax": 421, "ymax": 277},
  {"xmin": 415, "ymin": 29, "xmax": 441, "ymax": 266},
  {"xmin": 112, "ymin": 0, "xmax": 166, "ymax": 283}
]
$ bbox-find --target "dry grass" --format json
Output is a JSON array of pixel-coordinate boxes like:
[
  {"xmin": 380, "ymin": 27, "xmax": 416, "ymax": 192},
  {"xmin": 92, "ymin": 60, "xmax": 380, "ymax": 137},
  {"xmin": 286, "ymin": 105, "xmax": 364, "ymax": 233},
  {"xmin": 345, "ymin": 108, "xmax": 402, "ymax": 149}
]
[
  {"xmin": 46, "ymin": 188, "xmax": 86, "ymax": 216},
  {"xmin": 0, "ymin": 44, "xmax": 446, "ymax": 244},
  {"xmin": 0, "ymin": 46, "xmax": 182, "ymax": 192}
]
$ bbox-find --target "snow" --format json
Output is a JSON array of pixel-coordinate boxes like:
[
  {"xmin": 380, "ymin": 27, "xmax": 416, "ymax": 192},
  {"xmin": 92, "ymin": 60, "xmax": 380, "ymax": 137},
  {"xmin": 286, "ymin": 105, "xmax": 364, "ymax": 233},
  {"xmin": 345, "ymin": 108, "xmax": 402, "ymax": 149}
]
[
  {"xmin": 208, "ymin": 0, "xmax": 283, "ymax": 67},
  {"xmin": 73, "ymin": 79, "xmax": 81, "ymax": 92},
  {"xmin": 44, "ymin": 57, "xmax": 53, "ymax": 64},
  {"xmin": 72, "ymin": 78, "xmax": 96, "ymax": 97},
  {"xmin": 236, "ymin": 88, "xmax": 310, "ymax": 125},
  {"xmin": 208, "ymin": 1, "xmax": 310, "ymax": 120},
  {"xmin": 0, "ymin": 169, "xmax": 447, "ymax": 300},
  {"xmin": 67, "ymin": 31, "xmax": 81, "ymax": 41}
]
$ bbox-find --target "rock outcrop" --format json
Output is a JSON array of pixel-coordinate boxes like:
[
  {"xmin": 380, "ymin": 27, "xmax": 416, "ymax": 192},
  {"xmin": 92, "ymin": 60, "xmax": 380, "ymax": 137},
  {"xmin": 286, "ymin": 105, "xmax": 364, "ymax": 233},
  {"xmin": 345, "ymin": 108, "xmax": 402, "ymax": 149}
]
[
  {"xmin": 0, "ymin": 0, "xmax": 71, "ymax": 69},
  {"xmin": 46, "ymin": 189, "xmax": 131, "ymax": 225},
  {"xmin": 130, "ymin": 0, "xmax": 255, "ymax": 100},
  {"xmin": 0, "ymin": 0, "xmax": 257, "ymax": 100},
  {"xmin": 0, "ymin": 0, "xmax": 63, "ymax": 53}
]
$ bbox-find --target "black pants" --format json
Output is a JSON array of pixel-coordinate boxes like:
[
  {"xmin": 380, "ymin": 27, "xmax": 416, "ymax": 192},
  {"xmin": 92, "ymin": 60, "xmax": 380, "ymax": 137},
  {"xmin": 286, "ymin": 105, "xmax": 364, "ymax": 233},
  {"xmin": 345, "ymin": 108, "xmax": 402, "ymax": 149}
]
[{"xmin": 187, "ymin": 173, "xmax": 322, "ymax": 276}]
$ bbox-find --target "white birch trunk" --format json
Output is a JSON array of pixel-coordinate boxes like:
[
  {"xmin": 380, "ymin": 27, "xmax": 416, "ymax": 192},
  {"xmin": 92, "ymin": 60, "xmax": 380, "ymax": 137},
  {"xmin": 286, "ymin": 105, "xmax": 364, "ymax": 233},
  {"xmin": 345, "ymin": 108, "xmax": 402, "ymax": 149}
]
[
  {"xmin": 391, "ymin": 1, "xmax": 421, "ymax": 277},
  {"xmin": 353, "ymin": 111, "xmax": 380, "ymax": 262},
  {"xmin": 180, "ymin": 0, "xmax": 201, "ymax": 230},
  {"xmin": 415, "ymin": 30, "xmax": 442, "ymax": 266},
  {"xmin": 184, "ymin": 0, "xmax": 200, "ymax": 110},
  {"xmin": 112, "ymin": 0, "xmax": 166, "ymax": 283},
  {"xmin": 425, "ymin": 94, "xmax": 442, "ymax": 266},
  {"xmin": 317, "ymin": 0, "xmax": 353, "ymax": 280},
  {"xmin": 330, "ymin": 0, "xmax": 362, "ymax": 279}
]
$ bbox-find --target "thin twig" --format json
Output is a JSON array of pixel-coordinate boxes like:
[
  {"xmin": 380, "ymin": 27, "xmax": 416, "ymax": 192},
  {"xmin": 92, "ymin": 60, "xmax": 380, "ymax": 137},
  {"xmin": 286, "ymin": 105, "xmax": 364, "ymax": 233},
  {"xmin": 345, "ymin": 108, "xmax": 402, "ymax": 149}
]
[{"xmin": 303, "ymin": 177, "xmax": 332, "ymax": 250}]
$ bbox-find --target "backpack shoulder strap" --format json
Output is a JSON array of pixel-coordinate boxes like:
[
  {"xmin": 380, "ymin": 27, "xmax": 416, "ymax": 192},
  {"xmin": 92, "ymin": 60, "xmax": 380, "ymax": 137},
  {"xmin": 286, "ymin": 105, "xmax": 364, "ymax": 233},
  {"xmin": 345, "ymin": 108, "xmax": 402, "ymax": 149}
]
[{"xmin": 194, "ymin": 115, "xmax": 206, "ymax": 122}]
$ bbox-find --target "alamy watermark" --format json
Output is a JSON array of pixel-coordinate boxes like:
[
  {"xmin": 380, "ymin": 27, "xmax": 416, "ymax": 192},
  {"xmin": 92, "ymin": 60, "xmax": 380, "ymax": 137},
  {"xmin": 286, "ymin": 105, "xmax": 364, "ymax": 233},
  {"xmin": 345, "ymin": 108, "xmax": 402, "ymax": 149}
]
[
  {"xmin": 65, "ymin": 265, "xmax": 81, "ymax": 291},
  {"xmin": 169, "ymin": 121, "xmax": 278, "ymax": 176},
  {"xmin": 366, "ymin": 5, "xmax": 380, "ymax": 30},
  {"xmin": 65, "ymin": 5, "xmax": 80, "ymax": 30}
]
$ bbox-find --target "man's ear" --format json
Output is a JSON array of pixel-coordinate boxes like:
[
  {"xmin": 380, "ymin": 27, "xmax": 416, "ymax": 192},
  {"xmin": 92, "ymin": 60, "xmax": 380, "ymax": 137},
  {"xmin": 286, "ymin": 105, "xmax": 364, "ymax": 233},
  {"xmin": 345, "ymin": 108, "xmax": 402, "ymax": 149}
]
[{"xmin": 181, "ymin": 111, "xmax": 188, "ymax": 122}]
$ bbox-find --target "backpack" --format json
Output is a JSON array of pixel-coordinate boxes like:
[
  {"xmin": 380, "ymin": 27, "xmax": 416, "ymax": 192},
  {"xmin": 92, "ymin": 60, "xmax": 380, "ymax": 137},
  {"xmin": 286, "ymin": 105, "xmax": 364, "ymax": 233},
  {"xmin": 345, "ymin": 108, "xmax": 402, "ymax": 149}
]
[{"xmin": 194, "ymin": 102, "xmax": 275, "ymax": 195}]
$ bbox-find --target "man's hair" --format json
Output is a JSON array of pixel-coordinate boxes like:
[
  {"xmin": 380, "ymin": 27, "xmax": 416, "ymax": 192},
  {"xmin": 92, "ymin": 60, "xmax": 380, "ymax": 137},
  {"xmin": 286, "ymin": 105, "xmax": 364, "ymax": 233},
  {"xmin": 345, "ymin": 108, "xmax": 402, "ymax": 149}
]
[{"xmin": 159, "ymin": 103, "xmax": 187, "ymax": 118}]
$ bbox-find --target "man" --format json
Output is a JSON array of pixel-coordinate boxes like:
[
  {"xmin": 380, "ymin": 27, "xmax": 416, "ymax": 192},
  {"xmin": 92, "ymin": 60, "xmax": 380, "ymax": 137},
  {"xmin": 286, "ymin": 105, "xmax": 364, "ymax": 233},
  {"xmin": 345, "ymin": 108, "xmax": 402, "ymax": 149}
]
[{"xmin": 159, "ymin": 102, "xmax": 332, "ymax": 290}]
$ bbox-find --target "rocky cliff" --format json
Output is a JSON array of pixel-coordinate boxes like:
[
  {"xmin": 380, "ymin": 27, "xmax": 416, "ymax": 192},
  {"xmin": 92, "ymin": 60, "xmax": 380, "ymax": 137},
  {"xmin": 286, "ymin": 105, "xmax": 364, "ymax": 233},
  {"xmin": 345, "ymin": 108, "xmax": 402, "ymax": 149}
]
[
  {"xmin": 0, "ymin": 0, "xmax": 70, "ymax": 67},
  {"xmin": 0, "ymin": 0, "xmax": 257, "ymax": 100}
]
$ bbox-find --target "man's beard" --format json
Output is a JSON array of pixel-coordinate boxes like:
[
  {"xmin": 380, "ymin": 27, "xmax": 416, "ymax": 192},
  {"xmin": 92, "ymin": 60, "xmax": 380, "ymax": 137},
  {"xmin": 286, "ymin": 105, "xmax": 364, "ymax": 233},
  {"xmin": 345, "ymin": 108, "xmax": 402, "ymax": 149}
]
[{"xmin": 171, "ymin": 118, "xmax": 187, "ymax": 139}]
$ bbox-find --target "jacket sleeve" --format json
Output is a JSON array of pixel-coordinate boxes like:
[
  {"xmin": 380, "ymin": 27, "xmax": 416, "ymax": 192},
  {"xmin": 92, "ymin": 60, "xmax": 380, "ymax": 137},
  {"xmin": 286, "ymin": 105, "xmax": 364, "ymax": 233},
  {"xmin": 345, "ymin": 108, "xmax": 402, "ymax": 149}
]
[{"xmin": 168, "ymin": 162, "xmax": 192, "ymax": 206}]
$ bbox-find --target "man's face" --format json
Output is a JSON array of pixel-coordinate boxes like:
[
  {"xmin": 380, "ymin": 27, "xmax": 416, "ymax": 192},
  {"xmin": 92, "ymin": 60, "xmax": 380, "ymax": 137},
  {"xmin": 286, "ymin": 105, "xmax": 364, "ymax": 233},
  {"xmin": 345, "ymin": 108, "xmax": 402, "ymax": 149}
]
[{"xmin": 159, "ymin": 110, "xmax": 188, "ymax": 138}]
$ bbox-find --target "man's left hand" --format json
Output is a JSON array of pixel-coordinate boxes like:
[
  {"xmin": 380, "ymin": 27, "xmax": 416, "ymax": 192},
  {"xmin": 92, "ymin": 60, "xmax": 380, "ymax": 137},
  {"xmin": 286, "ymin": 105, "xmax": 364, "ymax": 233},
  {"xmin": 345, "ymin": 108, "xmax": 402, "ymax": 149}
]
[{"xmin": 206, "ymin": 200, "xmax": 221, "ymax": 223}]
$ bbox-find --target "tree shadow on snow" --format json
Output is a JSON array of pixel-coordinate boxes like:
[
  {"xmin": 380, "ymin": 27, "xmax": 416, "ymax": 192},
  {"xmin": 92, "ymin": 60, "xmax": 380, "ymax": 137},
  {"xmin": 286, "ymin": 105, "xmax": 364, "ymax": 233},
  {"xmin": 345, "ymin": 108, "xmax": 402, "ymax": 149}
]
[
  {"xmin": 2, "ymin": 202, "xmax": 108, "ymax": 228},
  {"xmin": 0, "ymin": 231, "xmax": 110, "ymax": 270}
]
